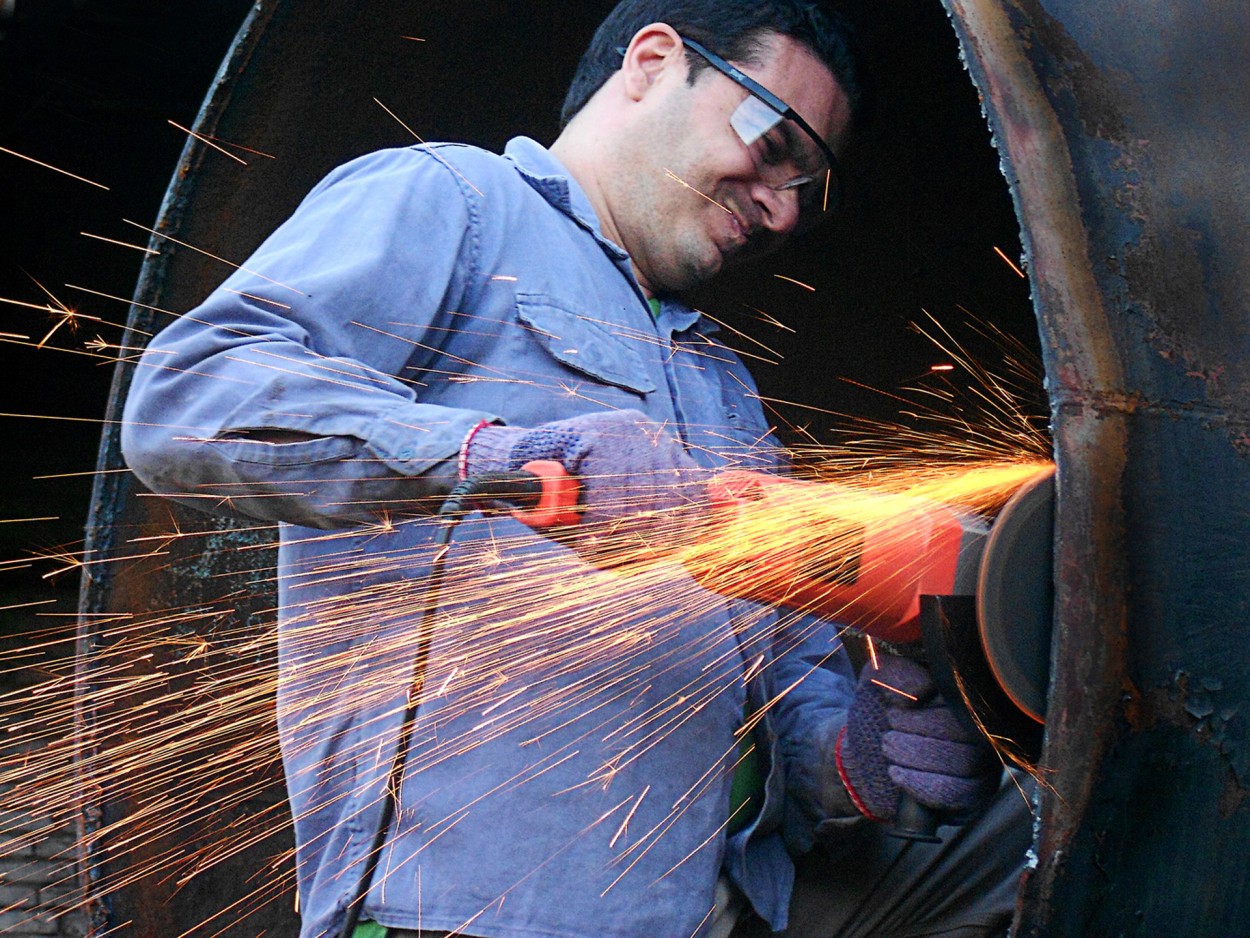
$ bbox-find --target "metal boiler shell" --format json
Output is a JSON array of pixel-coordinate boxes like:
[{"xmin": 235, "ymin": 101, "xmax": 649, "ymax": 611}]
[{"xmin": 943, "ymin": 1, "xmax": 1250, "ymax": 933}]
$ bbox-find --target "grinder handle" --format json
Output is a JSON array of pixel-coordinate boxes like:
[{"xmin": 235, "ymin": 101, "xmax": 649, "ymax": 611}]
[
  {"xmin": 506, "ymin": 460, "xmax": 583, "ymax": 528},
  {"xmin": 871, "ymin": 639, "xmax": 947, "ymax": 843},
  {"xmin": 891, "ymin": 794, "xmax": 943, "ymax": 843}
]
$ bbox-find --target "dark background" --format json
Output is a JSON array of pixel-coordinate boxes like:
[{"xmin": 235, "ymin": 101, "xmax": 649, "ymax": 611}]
[
  {"xmin": 0, "ymin": 0, "xmax": 257, "ymax": 669},
  {"xmin": 0, "ymin": 1, "xmax": 1039, "ymax": 654}
]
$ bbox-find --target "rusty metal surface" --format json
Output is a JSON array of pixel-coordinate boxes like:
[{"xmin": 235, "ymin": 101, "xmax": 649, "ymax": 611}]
[{"xmin": 944, "ymin": 0, "xmax": 1250, "ymax": 932}]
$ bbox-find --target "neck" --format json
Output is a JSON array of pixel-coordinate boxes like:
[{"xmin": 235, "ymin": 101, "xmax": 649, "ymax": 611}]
[
  {"xmin": 548, "ymin": 132, "xmax": 623, "ymax": 249},
  {"xmin": 549, "ymin": 129, "xmax": 655, "ymax": 298}
]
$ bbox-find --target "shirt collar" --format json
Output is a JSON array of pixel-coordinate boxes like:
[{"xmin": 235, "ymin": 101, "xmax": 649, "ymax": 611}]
[
  {"xmin": 652, "ymin": 297, "xmax": 716, "ymax": 335},
  {"xmin": 504, "ymin": 137, "xmax": 628, "ymax": 261},
  {"xmin": 502, "ymin": 137, "xmax": 716, "ymax": 337}
]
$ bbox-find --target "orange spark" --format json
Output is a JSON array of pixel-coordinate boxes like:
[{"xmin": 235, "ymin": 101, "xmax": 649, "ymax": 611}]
[
  {"xmin": 871, "ymin": 678, "xmax": 919, "ymax": 701},
  {"xmin": 373, "ymin": 97, "xmax": 426, "ymax": 144},
  {"xmin": 743, "ymin": 304, "xmax": 796, "ymax": 333},
  {"xmin": 32, "ymin": 467, "xmax": 130, "ymax": 480},
  {"xmin": 662, "ymin": 169, "xmax": 733, "ymax": 215},
  {"xmin": 0, "ymin": 144, "xmax": 110, "ymax": 189},
  {"xmin": 221, "ymin": 287, "xmax": 293, "ymax": 310},
  {"xmin": 122, "ymin": 220, "xmax": 307, "ymax": 296},
  {"xmin": 80, "ymin": 231, "xmax": 160, "ymax": 255},
  {"xmin": 196, "ymin": 133, "xmax": 277, "ymax": 159},
  {"xmin": 373, "ymin": 99, "xmax": 485, "ymax": 199},
  {"xmin": 993, "ymin": 245, "xmax": 1027, "ymax": 279},
  {"xmin": 773, "ymin": 274, "xmax": 815, "ymax": 291},
  {"xmin": 168, "ymin": 120, "xmax": 249, "ymax": 165}
]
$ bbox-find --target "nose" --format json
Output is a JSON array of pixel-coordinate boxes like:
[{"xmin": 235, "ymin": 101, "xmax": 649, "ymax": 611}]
[{"xmin": 750, "ymin": 182, "xmax": 802, "ymax": 236}]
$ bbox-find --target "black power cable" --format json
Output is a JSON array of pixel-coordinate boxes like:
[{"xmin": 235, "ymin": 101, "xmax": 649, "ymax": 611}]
[{"xmin": 337, "ymin": 472, "xmax": 554, "ymax": 938}]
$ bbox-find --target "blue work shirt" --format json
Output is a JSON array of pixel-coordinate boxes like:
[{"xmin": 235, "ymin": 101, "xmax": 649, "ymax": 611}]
[{"xmin": 122, "ymin": 138, "xmax": 856, "ymax": 938}]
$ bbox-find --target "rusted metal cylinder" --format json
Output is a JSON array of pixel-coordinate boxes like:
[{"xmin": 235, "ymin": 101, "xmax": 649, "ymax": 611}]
[{"xmin": 944, "ymin": 0, "xmax": 1250, "ymax": 932}]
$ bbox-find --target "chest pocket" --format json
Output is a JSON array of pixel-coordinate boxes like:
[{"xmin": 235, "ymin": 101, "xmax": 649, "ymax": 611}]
[
  {"xmin": 673, "ymin": 329, "xmax": 783, "ymax": 470},
  {"xmin": 516, "ymin": 294, "xmax": 656, "ymax": 396}
]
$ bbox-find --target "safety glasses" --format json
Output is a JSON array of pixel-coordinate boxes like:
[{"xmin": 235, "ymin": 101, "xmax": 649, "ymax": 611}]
[{"xmin": 680, "ymin": 36, "xmax": 843, "ymax": 215}]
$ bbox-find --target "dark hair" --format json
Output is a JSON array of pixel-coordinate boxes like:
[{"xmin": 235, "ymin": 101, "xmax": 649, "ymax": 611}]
[{"xmin": 560, "ymin": 0, "xmax": 864, "ymax": 128}]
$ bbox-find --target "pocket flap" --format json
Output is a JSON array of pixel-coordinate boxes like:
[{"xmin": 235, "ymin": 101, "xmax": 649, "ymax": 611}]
[{"xmin": 516, "ymin": 294, "xmax": 656, "ymax": 394}]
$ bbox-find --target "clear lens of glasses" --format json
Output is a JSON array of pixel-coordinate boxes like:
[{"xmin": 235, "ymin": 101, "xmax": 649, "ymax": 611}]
[{"xmin": 729, "ymin": 94, "xmax": 824, "ymax": 197}]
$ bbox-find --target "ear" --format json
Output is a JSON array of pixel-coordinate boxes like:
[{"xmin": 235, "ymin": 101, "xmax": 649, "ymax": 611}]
[{"xmin": 621, "ymin": 23, "xmax": 686, "ymax": 102}]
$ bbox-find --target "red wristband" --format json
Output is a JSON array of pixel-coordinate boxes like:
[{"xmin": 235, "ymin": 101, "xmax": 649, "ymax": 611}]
[
  {"xmin": 835, "ymin": 725, "xmax": 887, "ymax": 823},
  {"xmin": 458, "ymin": 419, "xmax": 493, "ymax": 481}
]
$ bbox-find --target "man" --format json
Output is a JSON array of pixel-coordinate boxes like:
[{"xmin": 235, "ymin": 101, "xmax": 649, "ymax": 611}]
[{"xmin": 122, "ymin": 2, "xmax": 1024, "ymax": 936}]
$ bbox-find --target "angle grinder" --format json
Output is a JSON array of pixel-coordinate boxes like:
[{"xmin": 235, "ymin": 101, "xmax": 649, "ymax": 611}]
[
  {"xmin": 686, "ymin": 466, "xmax": 1056, "ymax": 750},
  {"xmin": 496, "ymin": 461, "xmax": 1057, "ymax": 836}
]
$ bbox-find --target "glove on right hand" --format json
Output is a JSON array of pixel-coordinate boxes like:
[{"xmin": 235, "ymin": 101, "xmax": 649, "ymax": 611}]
[
  {"xmin": 464, "ymin": 410, "xmax": 709, "ymax": 559},
  {"xmin": 836, "ymin": 655, "xmax": 998, "ymax": 823}
]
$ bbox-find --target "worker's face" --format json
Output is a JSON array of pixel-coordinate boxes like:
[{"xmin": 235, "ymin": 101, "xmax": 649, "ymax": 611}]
[{"xmin": 613, "ymin": 31, "xmax": 851, "ymax": 295}]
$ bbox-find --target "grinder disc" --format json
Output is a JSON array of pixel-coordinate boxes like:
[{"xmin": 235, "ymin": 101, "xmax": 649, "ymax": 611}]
[{"xmin": 976, "ymin": 467, "xmax": 1055, "ymax": 722}]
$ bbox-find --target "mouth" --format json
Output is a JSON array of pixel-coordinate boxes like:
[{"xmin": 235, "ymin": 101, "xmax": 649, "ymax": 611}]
[{"xmin": 720, "ymin": 204, "xmax": 753, "ymax": 253}]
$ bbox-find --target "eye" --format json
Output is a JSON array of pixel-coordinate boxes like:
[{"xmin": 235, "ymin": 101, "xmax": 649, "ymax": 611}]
[{"xmin": 759, "ymin": 130, "xmax": 788, "ymax": 166}]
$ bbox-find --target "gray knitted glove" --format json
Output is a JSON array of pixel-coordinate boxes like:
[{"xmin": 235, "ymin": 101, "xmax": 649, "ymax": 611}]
[
  {"xmin": 836, "ymin": 656, "xmax": 998, "ymax": 823},
  {"xmin": 463, "ymin": 410, "xmax": 709, "ymax": 558}
]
